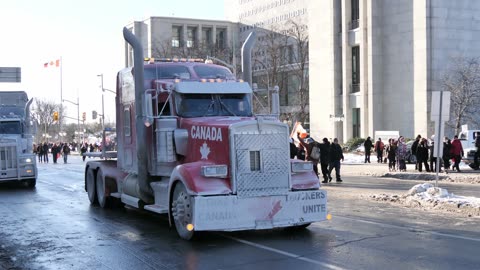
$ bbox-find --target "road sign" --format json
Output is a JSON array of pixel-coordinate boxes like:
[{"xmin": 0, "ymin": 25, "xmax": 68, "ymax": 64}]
[{"xmin": 0, "ymin": 67, "xmax": 21, "ymax": 83}]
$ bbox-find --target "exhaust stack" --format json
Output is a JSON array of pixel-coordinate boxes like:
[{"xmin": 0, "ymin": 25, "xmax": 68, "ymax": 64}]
[
  {"xmin": 241, "ymin": 31, "xmax": 257, "ymax": 87},
  {"xmin": 122, "ymin": 27, "xmax": 153, "ymax": 204}
]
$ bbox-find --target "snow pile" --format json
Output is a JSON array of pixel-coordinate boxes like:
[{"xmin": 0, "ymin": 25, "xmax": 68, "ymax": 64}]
[{"xmin": 370, "ymin": 183, "xmax": 480, "ymax": 217}]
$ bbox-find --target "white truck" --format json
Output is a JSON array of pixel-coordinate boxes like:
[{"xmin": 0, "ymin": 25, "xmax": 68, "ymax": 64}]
[
  {"xmin": 458, "ymin": 129, "xmax": 480, "ymax": 165},
  {"xmin": 0, "ymin": 91, "xmax": 37, "ymax": 187}
]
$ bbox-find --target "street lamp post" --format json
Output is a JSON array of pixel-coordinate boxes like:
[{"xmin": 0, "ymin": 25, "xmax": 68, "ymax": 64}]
[
  {"xmin": 62, "ymin": 96, "xmax": 80, "ymax": 143},
  {"xmin": 97, "ymin": 74, "xmax": 106, "ymax": 157}
]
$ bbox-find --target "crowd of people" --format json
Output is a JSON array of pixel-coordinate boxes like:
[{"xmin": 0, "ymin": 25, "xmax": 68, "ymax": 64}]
[
  {"xmin": 363, "ymin": 132, "xmax": 480, "ymax": 173},
  {"xmin": 33, "ymin": 141, "xmax": 110, "ymax": 163},
  {"xmin": 290, "ymin": 133, "xmax": 344, "ymax": 183}
]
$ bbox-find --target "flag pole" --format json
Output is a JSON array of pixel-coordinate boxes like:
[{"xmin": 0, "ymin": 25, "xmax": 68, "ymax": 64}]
[{"xmin": 60, "ymin": 56, "xmax": 63, "ymax": 102}]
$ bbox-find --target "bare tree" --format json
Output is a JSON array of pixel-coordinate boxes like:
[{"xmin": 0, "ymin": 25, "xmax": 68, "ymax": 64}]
[
  {"xmin": 31, "ymin": 99, "xmax": 64, "ymax": 142},
  {"xmin": 285, "ymin": 19, "xmax": 309, "ymax": 125},
  {"xmin": 442, "ymin": 56, "xmax": 480, "ymax": 134},
  {"xmin": 251, "ymin": 19, "xmax": 309, "ymax": 127}
]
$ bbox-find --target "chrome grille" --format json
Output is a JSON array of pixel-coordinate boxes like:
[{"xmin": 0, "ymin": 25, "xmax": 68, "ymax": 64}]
[
  {"xmin": 233, "ymin": 130, "xmax": 290, "ymax": 198},
  {"xmin": 0, "ymin": 145, "xmax": 17, "ymax": 170}
]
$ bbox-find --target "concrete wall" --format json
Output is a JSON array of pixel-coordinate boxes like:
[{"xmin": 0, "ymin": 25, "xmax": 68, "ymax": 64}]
[
  {"xmin": 377, "ymin": 0, "xmax": 415, "ymax": 137},
  {"xmin": 309, "ymin": 0, "xmax": 338, "ymax": 141}
]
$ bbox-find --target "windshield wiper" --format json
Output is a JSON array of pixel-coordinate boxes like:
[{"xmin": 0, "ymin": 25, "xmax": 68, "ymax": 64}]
[
  {"xmin": 218, "ymin": 97, "xmax": 237, "ymax": 116},
  {"xmin": 202, "ymin": 96, "xmax": 216, "ymax": 117}
]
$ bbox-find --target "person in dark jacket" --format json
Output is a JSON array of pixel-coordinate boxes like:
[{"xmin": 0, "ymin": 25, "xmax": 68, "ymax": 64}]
[
  {"xmin": 42, "ymin": 142, "xmax": 49, "ymax": 163},
  {"xmin": 416, "ymin": 138, "xmax": 430, "ymax": 172},
  {"xmin": 473, "ymin": 132, "xmax": 480, "ymax": 170},
  {"xmin": 364, "ymin": 137, "xmax": 373, "ymax": 163},
  {"xmin": 62, "ymin": 143, "xmax": 70, "ymax": 164},
  {"xmin": 442, "ymin": 137, "xmax": 451, "ymax": 170},
  {"xmin": 411, "ymin": 134, "xmax": 422, "ymax": 170},
  {"xmin": 386, "ymin": 138, "xmax": 397, "ymax": 171},
  {"xmin": 320, "ymin": 138, "xmax": 331, "ymax": 183},
  {"xmin": 328, "ymin": 138, "xmax": 344, "ymax": 182},
  {"xmin": 289, "ymin": 138, "xmax": 298, "ymax": 159},
  {"xmin": 51, "ymin": 143, "xmax": 60, "ymax": 164},
  {"xmin": 81, "ymin": 143, "xmax": 88, "ymax": 161}
]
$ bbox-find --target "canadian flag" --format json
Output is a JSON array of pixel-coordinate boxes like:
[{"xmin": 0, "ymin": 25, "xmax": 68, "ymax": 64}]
[
  {"xmin": 43, "ymin": 59, "xmax": 60, "ymax": 68},
  {"xmin": 290, "ymin": 121, "xmax": 308, "ymax": 146}
]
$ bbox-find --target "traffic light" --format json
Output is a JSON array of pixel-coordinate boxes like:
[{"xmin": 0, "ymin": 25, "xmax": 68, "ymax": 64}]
[
  {"xmin": 53, "ymin": 111, "xmax": 59, "ymax": 121},
  {"xmin": 92, "ymin": 110, "xmax": 97, "ymax": 120},
  {"xmin": 82, "ymin": 112, "xmax": 86, "ymax": 121}
]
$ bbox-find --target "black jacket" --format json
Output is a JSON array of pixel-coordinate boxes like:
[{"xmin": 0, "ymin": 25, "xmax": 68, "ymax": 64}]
[
  {"xmin": 416, "ymin": 144, "xmax": 429, "ymax": 162},
  {"xmin": 329, "ymin": 143, "xmax": 344, "ymax": 162},
  {"xmin": 364, "ymin": 139, "xmax": 373, "ymax": 152},
  {"xmin": 319, "ymin": 142, "xmax": 330, "ymax": 164}
]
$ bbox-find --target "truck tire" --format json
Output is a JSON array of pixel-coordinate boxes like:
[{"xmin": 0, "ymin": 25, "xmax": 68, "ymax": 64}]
[
  {"xmin": 86, "ymin": 167, "xmax": 98, "ymax": 205},
  {"xmin": 171, "ymin": 183, "xmax": 194, "ymax": 240},
  {"xmin": 96, "ymin": 169, "xmax": 111, "ymax": 208},
  {"xmin": 26, "ymin": 178, "xmax": 36, "ymax": 188}
]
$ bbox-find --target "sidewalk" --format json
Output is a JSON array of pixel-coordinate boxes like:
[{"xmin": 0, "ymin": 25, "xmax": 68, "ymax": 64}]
[{"xmin": 341, "ymin": 153, "xmax": 480, "ymax": 184}]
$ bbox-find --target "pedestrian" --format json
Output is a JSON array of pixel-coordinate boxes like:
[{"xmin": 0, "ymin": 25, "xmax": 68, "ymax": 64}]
[
  {"xmin": 375, "ymin": 138, "xmax": 385, "ymax": 163},
  {"xmin": 411, "ymin": 134, "xmax": 422, "ymax": 170},
  {"xmin": 299, "ymin": 136, "xmax": 320, "ymax": 178},
  {"xmin": 81, "ymin": 143, "xmax": 88, "ymax": 161},
  {"xmin": 473, "ymin": 131, "xmax": 480, "ymax": 170},
  {"xmin": 396, "ymin": 136, "xmax": 408, "ymax": 172},
  {"xmin": 443, "ymin": 137, "xmax": 452, "ymax": 170},
  {"xmin": 450, "ymin": 135, "xmax": 464, "ymax": 172},
  {"xmin": 289, "ymin": 138, "xmax": 298, "ymax": 159},
  {"xmin": 416, "ymin": 138, "xmax": 430, "ymax": 172},
  {"xmin": 328, "ymin": 138, "xmax": 344, "ymax": 182},
  {"xmin": 42, "ymin": 142, "xmax": 49, "ymax": 163},
  {"xmin": 364, "ymin": 136, "xmax": 373, "ymax": 163},
  {"xmin": 386, "ymin": 138, "xmax": 397, "ymax": 171},
  {"xmin": 320, "ymin": 138, "xmax": 332, "ymax": 183},
  {"xmin": 62, "ymin": 143, "xmax": 70, "ymax": 164},
  {"xmin": 36, "ymin": 143, "xmax": 43, "ymax": 163},
  {"xmin": 51, "ymin": 143, "xmax": 60, "ymax": 164},
  {"xmin": 428, "ymin": 137, "xmax": 441, "ymax": 172}
]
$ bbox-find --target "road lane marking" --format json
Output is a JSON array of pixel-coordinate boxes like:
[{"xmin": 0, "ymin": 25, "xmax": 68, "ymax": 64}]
[
  {"xmin": 223, "ymin": 235, "xmax": 347, "ymax": 270},
  {"xmin": 336, "ymin": 215, "xmax": 480, "ymax": 242}
]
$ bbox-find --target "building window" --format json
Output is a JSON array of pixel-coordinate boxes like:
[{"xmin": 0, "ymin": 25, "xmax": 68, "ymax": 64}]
[
  {"xmin": 172, "ymin": 26, "xmax": 181, "ymax": 48},
  {"xmin": 216, "ymin": 28, "xmax": 226, "ymax": 49},
  {"xmin": 187, "ymin": 27, "xmax": 196, "ymax": 48},
  {"xmin": 351, "ymin": 46, "xmax": 360, "ymax": 93},
  {"xmin": 351, "ymin": 0, "xmax": 359, "ymax": 29},
  {"xmin": 352, "ymin": 108, "xmax": 360, "ymax": 138},
  {"xmin": 202, "ymin": 27, "xmax": 212, "ymax": 46}
]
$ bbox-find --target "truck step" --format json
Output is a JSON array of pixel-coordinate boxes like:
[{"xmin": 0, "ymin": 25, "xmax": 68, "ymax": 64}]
[
  {"xmin": 121, "ymin": 194, "xmax": 142, "ymax": 208},
  {"xmin": 144, "ymin": 204, "xmax": 169, "ymax": 214},
  {"xmin": 110, "ymin": 192, "xmax": 121, "ymax": 198}
]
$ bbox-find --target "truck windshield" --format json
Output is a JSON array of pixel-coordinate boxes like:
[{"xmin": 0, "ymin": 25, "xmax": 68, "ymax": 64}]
[
  {"xmin": 177, "ymin": 93, "xmax": 252, "ymax": 118},
  {"xmin": 145, "ymin": 65, "xmax": 191, "ymax": 80},
  {"xmin": 0, "ymin": 121, "xmax": 22, "ymax": 134},
  {"xmin": 193, "ymin": 66, "xmax": 235, "ymax": 80}
]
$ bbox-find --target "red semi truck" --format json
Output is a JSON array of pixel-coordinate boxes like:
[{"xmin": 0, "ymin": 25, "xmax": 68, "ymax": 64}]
[{"xmin": 84, "ymin": 28, "xmax": 328, "ymax": 240}]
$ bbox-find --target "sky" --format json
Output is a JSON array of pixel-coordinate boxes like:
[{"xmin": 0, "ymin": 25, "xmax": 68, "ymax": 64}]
[{"xmin": 0, "ymin": 0, "xmax": 225, "ymax": 123}]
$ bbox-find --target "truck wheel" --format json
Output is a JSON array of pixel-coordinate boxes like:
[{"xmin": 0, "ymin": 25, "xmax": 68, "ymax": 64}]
[
  {"xmin": 86, "ymin": 168, "xmax": 98, "ymax": 205},
  {"xmin": 171, "ymin": 183, "xmax": 194, "ymax": 240},
  {"xmin": 26, "ymin": 178, "xmax": 36, "ymax": 188},
  {"xmin": 96, "ymin": 169, "xmax": 111, "ymax": 208}
]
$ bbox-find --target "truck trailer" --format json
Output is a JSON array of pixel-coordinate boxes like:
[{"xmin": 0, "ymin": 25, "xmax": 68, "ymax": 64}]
[
  {"xmin": 0, "ymin": 91, "xmax": 37, "ymax": 187},
  {"xmin": 84, "ymin": 28, "xmax": 328, "ymax": 240}
]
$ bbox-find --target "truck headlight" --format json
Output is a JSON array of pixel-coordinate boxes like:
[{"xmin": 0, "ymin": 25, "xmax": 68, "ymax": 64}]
[
  {"xmin": 201, "ymin": 165, "xmax": 228, "ymax": 178},
  {"xmin": 20, "ymin": 158, "xmax": 33, "ymax": 163},
  {"xmin": 291, "ymin": 162, "xmax": 313, "ymax": 173}
]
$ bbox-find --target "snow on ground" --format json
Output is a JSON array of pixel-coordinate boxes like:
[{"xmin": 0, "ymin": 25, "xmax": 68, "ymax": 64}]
[
  {"xmin": 370, "ymin": 183, "xmax": 480, "ymax": 217},
  {"xmin": 341, "ymin": 152, "xmax": 480, "ymax": 216}
]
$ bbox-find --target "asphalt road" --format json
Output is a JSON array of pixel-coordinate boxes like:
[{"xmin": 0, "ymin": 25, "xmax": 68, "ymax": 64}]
[{"xmin": 0, "ymin": 155, "xmax": 479, "ymax": 270}]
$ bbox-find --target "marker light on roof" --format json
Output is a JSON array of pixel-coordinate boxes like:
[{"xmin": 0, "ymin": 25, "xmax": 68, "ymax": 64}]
[
  {"xmin": 216, "ymin": 78, "xmax": 223, "ymax": 83},
  {"xmin": 174, "ymin": 79, "xmax": 181, "ymax": 83},
  {"xmin": 200, "ymin": 79, "xmax": 207, "ymax": 83},
  {"xmin": 205, "ymin": 59, "xmax": 213, "ymax": 64},
  {"xmin": 208, "ymin": 79, "xmax": 215, "ymax": 83}
]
